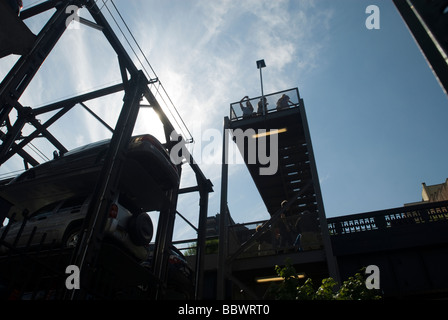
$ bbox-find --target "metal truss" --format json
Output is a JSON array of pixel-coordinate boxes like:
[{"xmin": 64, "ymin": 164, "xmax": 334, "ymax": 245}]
[{"xmin": 0, "ymin": 0, "xmax": 212, "ymax": 300}]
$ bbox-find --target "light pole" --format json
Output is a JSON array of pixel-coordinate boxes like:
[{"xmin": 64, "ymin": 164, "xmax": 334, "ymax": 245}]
[{"xmin": 256, "ymin": 59, "xmax": 266, "ymax": 115}]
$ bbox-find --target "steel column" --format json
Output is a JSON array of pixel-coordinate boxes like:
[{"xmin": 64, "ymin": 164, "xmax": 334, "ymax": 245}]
[
  {"xmin": 69, "ymin": 71, "xmax": 147, "ymax": 299},
  {"xmin": 217, "ymin": 116, "xmax": 231, "ymax": 299}
]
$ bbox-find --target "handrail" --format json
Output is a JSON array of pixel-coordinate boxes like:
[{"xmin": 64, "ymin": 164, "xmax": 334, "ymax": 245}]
[
  {"xmin": 327, "ymin": 200, "xmax": 448, "ymax": 236},
  {"xmin": 229, "ymin": 88, "xmax": 301, "ymax": 121},
  {"xmin": 173, "ymin": 201, "xmax": 448, "ymax": 258}
]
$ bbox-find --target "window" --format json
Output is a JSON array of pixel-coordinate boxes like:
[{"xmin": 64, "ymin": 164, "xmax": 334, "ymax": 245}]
[{"xmin": 30, "ymin": 202, "xmax": 59, "ymax": 219}]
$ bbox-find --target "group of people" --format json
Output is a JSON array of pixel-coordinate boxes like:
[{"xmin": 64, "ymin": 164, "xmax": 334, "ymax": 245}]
[
  {"xmin": 238, "ymin": 94, "xmax": 295, "ymax": 119},
  {"xmin": 255, "ymin": 200, "xmax": 321, "ymax": 254}
]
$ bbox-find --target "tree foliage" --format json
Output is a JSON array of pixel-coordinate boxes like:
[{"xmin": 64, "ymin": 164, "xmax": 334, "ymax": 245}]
[{"xmin": 267, "ymin": 258, "xmax": 382, "ymax": 300}]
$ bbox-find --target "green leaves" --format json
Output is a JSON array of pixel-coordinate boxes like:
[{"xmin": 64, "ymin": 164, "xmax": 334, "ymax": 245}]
[
  {"xmin": 268, "ymin": 259, "xmax": 382, "ymax": 300},
  {"xmin": 335, "ymin": 271, "xmax": 382, "ymax": 300}
]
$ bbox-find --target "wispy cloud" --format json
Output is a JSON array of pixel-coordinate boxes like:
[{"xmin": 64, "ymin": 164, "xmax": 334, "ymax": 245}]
[
  {"xmin": 0, "ymin": 1, "xmax": 335, "ymax": 234},
  {"xmin": 119, "ymin": 0, "xmax": 336, "ymax": 226},
  {"xmin": 129, "ymin": 0, "xmax": 334, "ymax": 127}
]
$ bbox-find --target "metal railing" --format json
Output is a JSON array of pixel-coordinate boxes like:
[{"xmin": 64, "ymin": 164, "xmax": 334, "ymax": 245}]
[
  {"xmin": 327, "ymin": 200, "xmax": 448, "ymax": 236},
  {"xmin": 173, "ymin": 201, "xmax": 448, "ymax": 263},
  {"xmin": 226, "ymin": 217, "xmax": 323, "ymax": 260},
  {"xmin": 230, "ymin": 88, "xmax": 301, "ymax": 121}
]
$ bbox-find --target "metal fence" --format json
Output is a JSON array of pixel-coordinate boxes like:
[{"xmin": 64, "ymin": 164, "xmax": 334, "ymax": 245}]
[
  {"xmin": 174, "ymin": 200, "xmax": 448, "ymax": 262},
  {"xmin": 327, "ymin": 200, "xmax": 448, "ymax": 236},
  {"xmin": 230, "ymin": 88, "xmax": 301, "ymax": 121},
  {"xmin": 226, "ymin": 217, "xmax": 323, "ymax": 261}
]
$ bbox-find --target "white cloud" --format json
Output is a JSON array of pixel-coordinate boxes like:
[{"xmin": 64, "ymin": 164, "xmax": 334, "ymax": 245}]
[
  {"xmin": 117, "ymin": 0, "xmax": 335, "ymax": 224},
  {"xmin": 0, "ymin": 0, "xmax": 335, "ymax": 231}
]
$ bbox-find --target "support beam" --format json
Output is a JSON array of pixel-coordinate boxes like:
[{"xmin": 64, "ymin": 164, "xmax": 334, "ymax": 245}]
[
  {"xmin": 153, "ymin": 184, "xmax": 181, "ymax": 299},
  {"xmin": 19, "ymin": 0, "xmax": 59, "ymax": 20},
  {"xmin": 0, "ymin": 1, "xmax": 72, "ymax": 102},
  {"xmin": 0, "ymin": 0, "xmax": 212, "ymax": 302},
  {"xmin": 217, "ymin": 117, "xmax": 231, "ymax": 299},
  {"xmin": 87, "ymin": 1, "xmax": 139, "ymax": 76},
  {"xmin": 0, "ymin": 1, "xmax": 75, "ymax": 167},
  {"xmin": 1, "ymin": 102, "xmax": 73, "ymax": 165},
  {"xmin": 393, "ymin": 0, "xmax": 448, "ymax": 96},
  {"xmin": 194, "ymin": 168, "xmax": 213, "ymax": 299},
  {"xmin": 299, "ymin": 99, "xmax": 340, "ymax": 284},
  {"xmin": 33, "ymin": 83, "xmax": 125, "ymax": 115},
  {"xmin": 0, "ymin": 130, "xmax": 38, "ymax": 167},
  {"xmin": 79, "ymin": 102, "xmax": 114, "ymax": 133},
  {"xmin": 69, "ymin": 71, "xmax": 147, "ymax": 299}
]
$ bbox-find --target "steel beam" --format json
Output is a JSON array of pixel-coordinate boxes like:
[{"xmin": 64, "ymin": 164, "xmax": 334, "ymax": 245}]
[
  {"xmin": 393, "ymin": 0, "xmax": 448, "ymax": 96},
  {"xmin": 217, "ymin": 116, "xmax": 231, "ymax": 299},
  {"xmin": 33, "ymin": 83, "xmax": 125, "ymax": 115},
  {"xmin": 69, "ymin": 71, "xmax": 147, "ymax": 299},
  {"xmin": 0, "ymin": 1, "xmax": 75, "ymax": 167},
  {"xmin": 0, "ymin": 0, "xmax": 212, "ymax": 301}
]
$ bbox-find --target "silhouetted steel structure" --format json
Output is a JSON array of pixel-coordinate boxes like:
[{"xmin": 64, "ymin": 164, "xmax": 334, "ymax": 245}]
[
  {"xmin": 195, "ymin": 199, "xmax": 448, "ymax": 299},
  {"xmin": 329, "ymin": 200, "xmax": 448, "ymax": 298},
  {"xmin": 217, "ymin": 88, "xmax": 339, "ymax": 299},
  {"xmin": 393, "ymin": 0, "xmax": 448, "ymax": 96},
  {"xmin": 0, "ymin": 0, "xmax": 212, "ymax": 299}
]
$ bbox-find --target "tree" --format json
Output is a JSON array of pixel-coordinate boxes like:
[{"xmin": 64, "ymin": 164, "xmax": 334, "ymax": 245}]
[{"xmin": 267, "ymin": 258, "xmax": 382, "ymax": 300}]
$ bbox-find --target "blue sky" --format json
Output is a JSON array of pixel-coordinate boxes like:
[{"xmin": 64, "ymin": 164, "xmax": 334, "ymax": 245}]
[{"xmin": 1, "ymin": 1, "xmax": 447, "ymax": 240}]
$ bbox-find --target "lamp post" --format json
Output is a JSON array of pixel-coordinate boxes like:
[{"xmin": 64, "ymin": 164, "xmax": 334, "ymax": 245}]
[{"xmin": 256, "ymin": 59, "xmax": 266, "ymax": 116}]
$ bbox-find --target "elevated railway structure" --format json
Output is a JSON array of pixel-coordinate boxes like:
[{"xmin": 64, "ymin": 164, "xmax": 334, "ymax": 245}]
[
  {"xmin": 217, "ymin": 88, "xmax": 339, "ymax": 299},
  {"xmin": 210, "ymin": 88, "xmax": 448, "ymax": 299}
]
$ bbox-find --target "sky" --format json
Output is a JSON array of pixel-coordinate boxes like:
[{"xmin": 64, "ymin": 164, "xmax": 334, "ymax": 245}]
[{"xmin": 1, "ymin": 0, "xmax": 447, "ymax": 241}]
